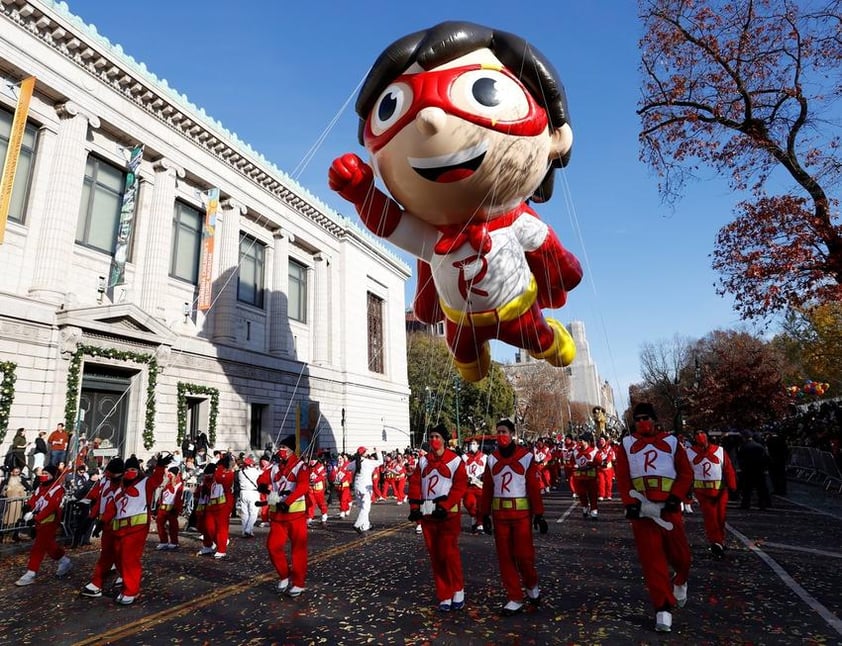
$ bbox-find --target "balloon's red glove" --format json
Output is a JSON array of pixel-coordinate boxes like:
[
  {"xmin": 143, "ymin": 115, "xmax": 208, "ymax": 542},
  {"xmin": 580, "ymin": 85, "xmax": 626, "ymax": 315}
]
[{"xmin": 329, "ymin": 153, "xmax": 404, "ymax": 238}]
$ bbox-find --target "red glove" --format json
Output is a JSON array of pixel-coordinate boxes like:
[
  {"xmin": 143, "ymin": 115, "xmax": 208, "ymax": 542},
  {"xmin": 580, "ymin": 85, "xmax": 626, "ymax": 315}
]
[{"xmin": 328, "ymin": 153, "xmax": 374, "ymax": 205}]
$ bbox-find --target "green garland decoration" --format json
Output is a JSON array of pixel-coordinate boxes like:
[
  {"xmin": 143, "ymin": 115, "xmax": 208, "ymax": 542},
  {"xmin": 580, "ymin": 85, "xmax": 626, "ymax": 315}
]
[
  {"xmin": 65, "ymin": 344, "xmax": 158, "ymax": 450},
  {"xmin": 176, "ymin": 382, "xmax": 220, "ymax": 447},
  {"xmin": 0, "ymin": 361, "xmax": 18, "ymax": 445}
]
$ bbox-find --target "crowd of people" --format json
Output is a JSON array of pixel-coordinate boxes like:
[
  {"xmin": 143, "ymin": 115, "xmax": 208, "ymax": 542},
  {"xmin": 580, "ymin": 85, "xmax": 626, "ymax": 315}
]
[{"xmin": 0, "ymin": 404, "xmax": 835, "ymax": 633}]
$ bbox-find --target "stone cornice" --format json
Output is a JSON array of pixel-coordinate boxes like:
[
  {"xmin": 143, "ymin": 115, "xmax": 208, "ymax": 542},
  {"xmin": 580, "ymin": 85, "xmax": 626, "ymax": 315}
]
[{"xmin": 1, "ymin": 0, "xmax": 361, "ymax": 242}]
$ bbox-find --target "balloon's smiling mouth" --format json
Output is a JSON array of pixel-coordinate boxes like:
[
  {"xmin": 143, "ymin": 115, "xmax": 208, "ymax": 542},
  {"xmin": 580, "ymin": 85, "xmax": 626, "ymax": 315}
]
[{"xmin": 409, "ymin": 142, "xmax": 488, "ymax": 183}]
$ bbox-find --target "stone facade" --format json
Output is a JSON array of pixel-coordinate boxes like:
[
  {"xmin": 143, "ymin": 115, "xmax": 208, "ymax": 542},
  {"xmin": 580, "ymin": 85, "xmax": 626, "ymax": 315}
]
[{"xmin": 0, "ymin": 0, "xmax": 411, "ymax": 460}]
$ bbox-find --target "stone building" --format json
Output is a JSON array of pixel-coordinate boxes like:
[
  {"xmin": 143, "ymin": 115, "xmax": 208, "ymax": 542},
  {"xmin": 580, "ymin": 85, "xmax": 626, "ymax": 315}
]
[{"xmin": 0, "ymin": 0, "xmax": 411, "ymax": 461}]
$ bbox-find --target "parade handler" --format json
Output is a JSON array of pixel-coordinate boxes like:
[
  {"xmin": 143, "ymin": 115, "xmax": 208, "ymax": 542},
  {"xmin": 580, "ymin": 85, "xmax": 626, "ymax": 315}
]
[
  {"xmin": 407, "ymin": 425, "xmax": 468, "ymax": 612},
  {"xmin": 257, "ymin": 436, "xmax": 310, "ymax": 597},
  {"xmin": 480, "ymin": 419, "xmax": 547, "ymax": 616},
  {"xmin": 686, "ymin": 431, "xmax": 737, "ymax": 558},
  {"xmin": 329, "ymin": 20, "xmax": 582, "ymax": 382},
  {"xmin": 614, "ymin": 403, "xmax": 693, "ymax": 634}
]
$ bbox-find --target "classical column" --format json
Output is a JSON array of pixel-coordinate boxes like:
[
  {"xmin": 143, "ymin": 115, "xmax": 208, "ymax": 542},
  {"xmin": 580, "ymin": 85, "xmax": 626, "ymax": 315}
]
[
  {"xmin": 269, "ymin": 228, "xmax": 293, "ymax": 356},
  {"xmin": 29, "ymin": 102, "xmax": 100, "ymax": 304},
  {"xmin": 211, "ymin": 199, "xmax": 245, "ymax": 344},
  {"xmin": 140, "ymin": 158, "xmax": 183, "ymax": 316},
  {"xmin": 312, "ymin": 252, "xmax": 330, "ymax": 365}
]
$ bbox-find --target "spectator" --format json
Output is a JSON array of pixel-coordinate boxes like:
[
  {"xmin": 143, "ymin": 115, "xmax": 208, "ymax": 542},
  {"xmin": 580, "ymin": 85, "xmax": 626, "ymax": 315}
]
[
  {"xmin": 31, "ymin": 431, "xmax": 48, "ymax": 471},
  {"xmin": 47, "ymin": 423, "xmax": 69, "ymax": 467},
  {"xmin": 2, "ymin": 466, "xmax": 27, "ymax": 542},
  {"xmin": 738, "ymin": 433, "xmax": 771, "ymax": 510},
  {"xmin": 11, "ymin": 428, "xmax": 28, "ymax": 471}
]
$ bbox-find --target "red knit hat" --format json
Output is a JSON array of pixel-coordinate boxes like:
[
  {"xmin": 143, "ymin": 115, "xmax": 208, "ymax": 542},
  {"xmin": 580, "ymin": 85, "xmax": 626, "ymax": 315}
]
[{"xmin": 357, "ymin": 446, "xmax": 367, "ymax": 455}]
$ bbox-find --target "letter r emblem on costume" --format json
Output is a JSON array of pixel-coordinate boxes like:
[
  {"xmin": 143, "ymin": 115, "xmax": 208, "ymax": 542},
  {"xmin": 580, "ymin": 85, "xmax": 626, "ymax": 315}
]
[
  {"xmin": 501, "ymin": 471, "xmax": 513, "ymax": 493},
  {"xmin": 702, "ymin": 463, "xmax": 711, "ymax": 477},
  {"xmin": 644, "ymin": 449, "xmax": 657, "ymax": 472},
  {"xmin": 426, "ymin": 475, "xmax": 439, "ymax": 497}
]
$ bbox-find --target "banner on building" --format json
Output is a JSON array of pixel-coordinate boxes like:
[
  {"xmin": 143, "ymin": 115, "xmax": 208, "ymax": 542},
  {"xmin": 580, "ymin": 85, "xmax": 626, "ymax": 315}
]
[
  {"xmin": 0, "ymin": 76, "xmax": 36, "ymax": 245},
  {"xmin": 197, "ymin": 187, "xmax": 219, "ymax": 311},
  {"xmin": 108, "ymin": 144, "xmax": 144, "ymax": 286}
]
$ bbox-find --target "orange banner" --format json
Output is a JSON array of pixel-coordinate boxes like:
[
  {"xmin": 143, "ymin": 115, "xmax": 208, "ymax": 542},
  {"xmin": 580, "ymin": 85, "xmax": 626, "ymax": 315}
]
[
  {"xmin": 197, "ymin": 187, "xmax": 219, "ymax": 311},
  {"xmin": 0, "ymin": 76, "xmax": 35, "ymax": 244}
]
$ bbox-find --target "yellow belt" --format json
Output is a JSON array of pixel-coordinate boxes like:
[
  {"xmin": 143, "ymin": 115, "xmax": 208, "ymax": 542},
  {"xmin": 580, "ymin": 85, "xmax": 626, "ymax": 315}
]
[
  {"xmin": 277, "ymin": 499, "xmax": 306, "ymax": 513},
  {"xmin": 492, "ymin": 497, "xmax": 530, "ymax": 511},
  {"xmin": 632, "ymin": 476, "xmax": 675, "ymax": 493},
  {"xmin": 160, "ymin": 503, "xmax": 174, "ymax": 511},
  {"xmin": 439, "ymin": 276, "xmax": 537, "ymax": 327},
  {"xmin": 694, "ymin": 480, "xmax": 720, "ymax": 490},
  {"xmin": 209, "ymin": 495, "xmax": 227, "ymax": 505},
  {"xmin": 311, "ymin": 482, "xmax": 324, "ymax": 491},
  {"xmin": 575, "ymin": 468, "xmax": 596, "ymax": 478},
  {"xmin": 112, "ymin": 514, "xmax": 148, "ymax": 530}
]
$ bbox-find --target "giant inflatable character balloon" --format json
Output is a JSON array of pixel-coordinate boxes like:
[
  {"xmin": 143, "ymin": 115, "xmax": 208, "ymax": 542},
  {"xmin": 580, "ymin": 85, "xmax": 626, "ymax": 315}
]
[{"xmin": 329, "ymin": 21, "xmax": 582, "ymax": 381}]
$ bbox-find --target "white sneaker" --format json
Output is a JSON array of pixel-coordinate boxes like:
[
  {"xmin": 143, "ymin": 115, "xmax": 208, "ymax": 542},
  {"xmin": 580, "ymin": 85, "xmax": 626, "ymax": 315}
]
[
  {"xmin": 476, "ymin": 525, "xmax": 484, "ymax": 533},
  {"xmin": 582, "ymin": 506, "xmax": 590, "ymax": 516},
  {"xmin": 116, "ymin": 594, "xmax": 135, "ymax": 605},
  {"xmin": 167, "ymin": 543, "xmax": 179, "ymax": 550},
  {"xmin": 213, "ymin": 552, "xmax": 227, "ymax": 559},
  {"xmin": 526, "ymin": 586, "xmax": 541, "ymax": 604},
  {"xmin": 276, "ymin": 578, "xmax": 289, "ymax": 593},
  {"xmin": 81, "ymin": 583, "xmax": 102, "ymax": 598},
  {"xmin": 306, "ymin": 519, "xmax": 313, "ymax": 527},
  {"xmin": 674, "ymin": 582, "xmax": 688, "ymax": 608},
  {"xmin": 155, "ymin": 543, "xmax": 170, "ymax": 551},
  {"xmin": 655, "ymin": 610, "xmax": 672, "ymax": 632},
  {"xmin": 286, "ymin": 585, "xmax": 305, "ymax": 597},
  {"xmin": 590, "ymin": 509, "xmax": 599, "ymax": 518},
  {"xmin": 114, "ymin": 576, "xmax": 124, "ymax": 587},
  {"xmin": 56, "ymin": 556, "xmax": 73, "ymax": 577},
  {"xmin": 196, "ymin": 546, "xmax": 215, "ymax": 556},
  {"xmin": 415, "ymin": 524, "xmax": 423, "ymax": 535},
  {"xmin": 15, "ymin": 571, "xmax": 36, "ymax": 586}
]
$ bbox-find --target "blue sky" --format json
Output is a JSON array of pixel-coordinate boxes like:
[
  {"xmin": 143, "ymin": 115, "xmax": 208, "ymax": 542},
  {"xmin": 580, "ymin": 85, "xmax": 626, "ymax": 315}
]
[{"xmin": 63, "ymin": 1, "xmax": 752, "ymax": 410}]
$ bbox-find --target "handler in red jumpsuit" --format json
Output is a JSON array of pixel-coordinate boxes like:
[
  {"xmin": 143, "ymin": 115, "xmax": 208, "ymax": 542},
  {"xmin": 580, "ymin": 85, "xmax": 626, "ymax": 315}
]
[
  {"xmin": 101, "ymin": 454, "xmax": 170, "ymax": 605},
  {"xmin": 573, "ymin": 433, "xmax": 599, "ymax": 518},
  {"xmin": 332, "ymin": 454, "xmax": 353, "ymax": 518},
  {"xmin": 199, "ymin": 455, "xmax": 235, "ymax": 559},
  {"xmin": 80, "ymin": 457, "xmax": 124, "ymax": 597},
  {"xmin": 461, "ymin": 439, "xmax": 487, "ymax": 533},
  {"xmin": 15, "ymin": 464, "xmax": 72, "ymax": 586},
  {"xmin": 257, "ymin": 436, "xmax": 310, "ymax": 597},
  {"xmin": 155, "ymin": 466, "xmax": 184, "ymax": 550},
  {"xmin": 407, "ymin": 424, "xmax": 468, "ymax": 612},
  {"xmin": 615, "ymin": 403, "xmax": 693, "ymax": 634},
  {"xmin": 686, "ymin": 431, "xmax": 737, "ymax": 558},
  {"xmin": 480, "ymin": 419, "xmax": 546, "ymax": 616},
  {"xmin": 306, "ymin": 458, "xmax": 329, "ymax": 527}
]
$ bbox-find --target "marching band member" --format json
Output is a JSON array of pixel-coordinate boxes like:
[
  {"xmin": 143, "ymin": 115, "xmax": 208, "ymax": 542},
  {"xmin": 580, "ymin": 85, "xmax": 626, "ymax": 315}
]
[
  {"xmin": 80, "ymin": 457, "xmax": 124, "ymax": 597},
  {"xmin": 155, "ymin": 466, "xmax": 184, "ymax": 550},
  {"xmin": 306, "ymin": 457, "xmax": 329, "ymax": 528},
  {"xmin": 462, "ymin": 439, "xmax": 487, "ymax": 533},
  {"xmin": 573, "ymin": 433, "xmax": 599, "ymax": 518},
  {"xmin": 596, "ymin": 436, "xmax": 616, "ymax": 501},
  {"xmin": 686, "ymin": 431, "xmax": 736, "ymax": 557},
  {"xmin": 332, "ymin": 454, "xmax": 354, "ymax": 518}
]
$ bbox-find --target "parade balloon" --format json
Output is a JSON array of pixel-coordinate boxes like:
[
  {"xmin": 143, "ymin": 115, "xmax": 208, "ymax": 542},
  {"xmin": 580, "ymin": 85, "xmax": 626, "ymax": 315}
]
[{"xmin": 329, "ymin": 21, "xmax": 582, "ymax": 382}]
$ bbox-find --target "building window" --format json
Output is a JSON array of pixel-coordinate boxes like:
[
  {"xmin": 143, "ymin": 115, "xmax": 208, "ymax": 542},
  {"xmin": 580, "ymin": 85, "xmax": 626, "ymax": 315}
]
[
  {"xmin": 288, "ymin": 259, "xmax": 308, "ymax": 323},
  {"xmin": 0, "ymin": 108, "xmax": 37, "ymax": 224},
  {"xmin": 76, "ymin": 155, "xmax": 127, "ymax": 254},
  {"xmin": 238, "ymin": 233, "xmax": 265, "ymax": 308},
  {"xmin": 170, "ymin": 201, "xmax": 202, "ymax": 284},
  {"xmin": 367, "ymin": 291, "xmax": 384, "ymax": 373}
]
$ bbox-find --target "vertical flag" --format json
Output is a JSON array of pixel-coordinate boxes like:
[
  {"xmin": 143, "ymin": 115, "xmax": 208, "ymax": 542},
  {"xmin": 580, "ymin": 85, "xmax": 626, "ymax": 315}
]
[
  {"xmin": 108, "ymin": 144, "xmax": 144, "ymax": 286},
  {"xmin": 0, "ymin": 76, "xmax": 36, "ymax": 244},
  {"xmin": 197, "ymin": 187, "xmax": 219, "ymax": 311}
]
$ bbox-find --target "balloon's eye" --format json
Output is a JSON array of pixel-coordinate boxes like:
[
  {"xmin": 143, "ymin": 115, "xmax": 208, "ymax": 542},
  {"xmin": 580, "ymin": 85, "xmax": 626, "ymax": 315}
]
[
  {"xmin": 370, "ymin": 83, "xmax": 412, "ymax": 136},
  {"xmin": 453, "ymin": 70, "xmax": 531, "ymax": 121}
]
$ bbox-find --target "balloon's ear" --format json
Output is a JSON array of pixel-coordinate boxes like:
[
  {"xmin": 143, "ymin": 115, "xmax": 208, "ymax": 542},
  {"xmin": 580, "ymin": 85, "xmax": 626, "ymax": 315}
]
[{"xmin": 548, "ymin": 123, "xmax": 573, "ymax": 165}]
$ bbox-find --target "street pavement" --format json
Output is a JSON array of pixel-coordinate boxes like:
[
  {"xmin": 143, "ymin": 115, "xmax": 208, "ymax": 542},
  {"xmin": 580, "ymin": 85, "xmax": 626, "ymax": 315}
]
[{"xmin": 1, "ymin": 482, "xmax": 841, "ymax": 645}]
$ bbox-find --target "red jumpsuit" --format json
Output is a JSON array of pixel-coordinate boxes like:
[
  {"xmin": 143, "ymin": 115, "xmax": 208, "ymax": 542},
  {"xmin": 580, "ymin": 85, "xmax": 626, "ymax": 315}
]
[
  {"xmin": 408, "ymin": 448, "xmax": 468, "ymax": 605},
  {"xmin": 332, "ymin": 459, "xmax": 353, "ymax": 515},
  {"xmin": 155, "ymin": 476, "xmax": 184, "ymax": 546},
  {"xmin": 573, "ymin": 443, "xmax": 599, "ymax": 513},
  {"xmin": 596, "ymin": 441, "xmax": 616, "ymax": 500},
  {"xmin": 687, "ymin": 442, "xmax": 737, "ymax": 548},
  {"xmin": 25, "ymin": 478, "xmax": 66, "ymax": 573},
  {"xmin": 615, "ymin": 432, "xmax": 693, "ymax": 611},
  {"xmin": 101, "ymin": 466, "xmax": 165, "ymax": 598},
  {"xmin": 392, "ymin": 459, "xmax": 407, "ymax": 504},
  {"xmin": 202, "ymin": 464, "xmax": 234, "ymax": 556},
  {"xmin": 258, "ymin": 455, "xmax": 310, "ymax": 588},
  {"xmin": 85, "ymin": 477, "xmax": 120, "ymax": 588},
  {"xmin": 306, "ymin": 461, "xmax": 328, "ymax": 521},
  {"xmin": 480, "ymin": 445, "xmax": 544, "ymax": 603},
  {"xmin": 461, "ymin": 450, "xmax": 487, "ymax": 529}
]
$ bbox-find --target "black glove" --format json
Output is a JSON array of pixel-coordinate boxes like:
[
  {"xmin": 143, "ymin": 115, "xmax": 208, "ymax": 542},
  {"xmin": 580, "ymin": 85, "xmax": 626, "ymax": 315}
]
[
  {"xmin": 257, "ymin": 483, "xmax": 270, "ymax": 495},
  {"xmin": 408, "ymin": 509, "xmax": 423, "ymax": 522},
  {"xmin": 625, "ymin": 503, "xmax": 641, "ymax": 520},
  {"xmin": 483, "ymin": 515, "xmax": 493, "ymax": 535},
  {"xmin": 431, "ymin": 505, "xmax": 448, "ymax": 520},
  {"xmin": 91, "ymin": 520, "xmax": 104, "ymax": 538},
  {"xmin": 663, "ymin": 494, "xmax": 682, "ymax": 513},
  {"xmin": 532, "ymin": 514, "xmax": 548, "ymax": 534},
  {"xmin": 158, "ymin": 453, "xmax": 174, "ymax": 468},
  {"xmin": 277, "ymin": 502, "xmax": 289, "ymax": 513},
  {"xmin": 433, "ymin": 495, "xmax": 448, "ymax": 504},
  {"xmin": 255, "ymin": 500, "xmax": 268, "ymax": 507}
]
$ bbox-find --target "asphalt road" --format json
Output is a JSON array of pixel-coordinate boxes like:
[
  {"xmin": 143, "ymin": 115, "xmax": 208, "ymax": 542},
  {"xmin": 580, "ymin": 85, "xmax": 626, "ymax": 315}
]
[{"xmin": 1, "ymin": 483, "xmax": 841, "ymax": 645}]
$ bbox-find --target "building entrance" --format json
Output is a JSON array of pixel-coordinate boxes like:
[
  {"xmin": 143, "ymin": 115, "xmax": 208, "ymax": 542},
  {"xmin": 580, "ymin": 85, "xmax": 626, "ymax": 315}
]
[{"xmin": 78, "ymin": 367, "xmax": 132, "ymax": 457}]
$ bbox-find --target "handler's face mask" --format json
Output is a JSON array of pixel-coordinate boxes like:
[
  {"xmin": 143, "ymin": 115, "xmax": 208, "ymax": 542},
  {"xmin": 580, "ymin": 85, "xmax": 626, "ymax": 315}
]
[
  {"xmin": 430, "ymin": 436, "xmax": 444, "ymax": 452},
  {"xmin": 123, "ymin": 468, "xmax": 140, "ymax": 482},
  {"xmin": 635, "ymin": 417, "xmax": 655, "ymax": 435},
  {"xmin": 38, "ymin": 474, "xmax": 52, "ymax": 484},
  {"xmin": 469, "ymin": 442, "xmax": 479, "ymax": 453},
  {"xmin": 497, "ymin": 433, "xmax": 512, "ymax": 448}
]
